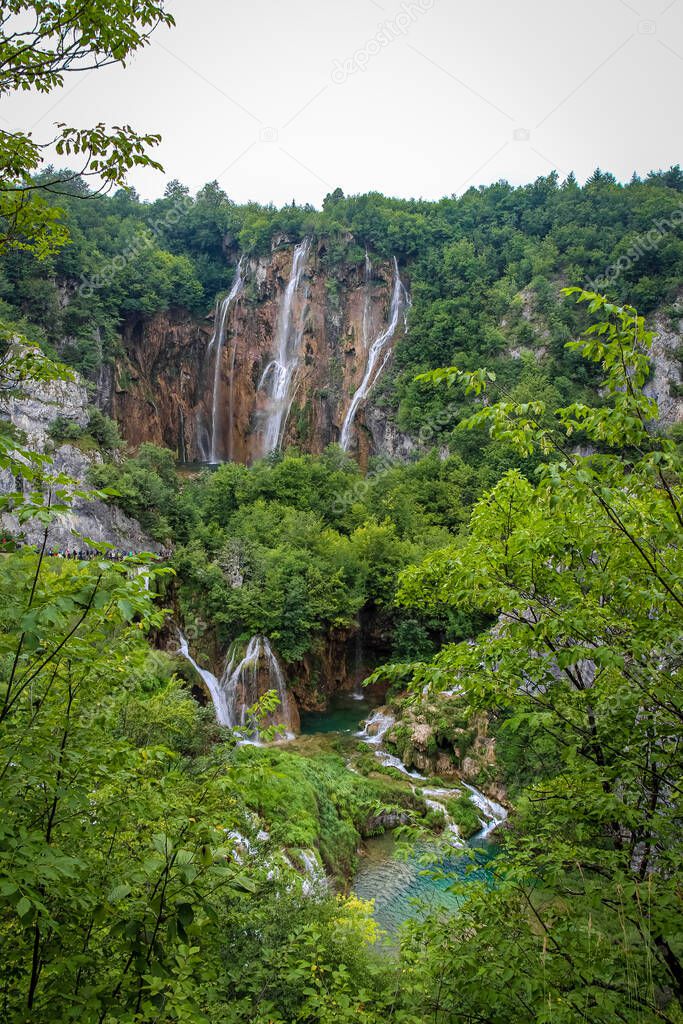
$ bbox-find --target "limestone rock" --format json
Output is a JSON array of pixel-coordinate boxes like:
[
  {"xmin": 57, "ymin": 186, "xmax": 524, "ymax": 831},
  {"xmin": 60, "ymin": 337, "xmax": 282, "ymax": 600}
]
[
  {"xmin": 1, "ymin": 362, "xmax": 159, "ymax": 553},
  {"xmin": 108, "ymin": 245, "xmax": 408, "ymax": 465},
  {"xmin": 646, "ymin": 312, "xmax": 683, "ymax": 428}
]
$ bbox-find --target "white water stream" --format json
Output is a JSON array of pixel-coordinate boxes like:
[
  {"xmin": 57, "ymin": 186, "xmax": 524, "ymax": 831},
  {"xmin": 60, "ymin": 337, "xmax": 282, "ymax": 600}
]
[
  {"xmin": 340, "ymin": 257, "xmax": 410, "ymax": 450},
  {"xmin": 205, "ymin": 259, "xmax": 245, "ymax": 463},
  {"xmin": 177, "ymin": 632, "xmax": 232, "ymax": 726},
  {"xmin": 258, "ymin": 238, "xmax": 311, "ymax": 454},
  {"xmin": 357, "ymin": 709, "xmax": 507, "ymax": 840},
  {"xmin": 177, "ymin": 631, "xmax": 293, "ymax": 740}
]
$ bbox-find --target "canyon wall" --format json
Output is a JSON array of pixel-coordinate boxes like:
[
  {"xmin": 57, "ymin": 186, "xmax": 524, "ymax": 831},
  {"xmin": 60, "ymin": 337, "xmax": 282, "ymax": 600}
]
[
  {"xmin": 110, "ymin": 240, "xmax": 410, "ymax": 465},
  {"xmin": 0, "ymin": 352, "xmax": 159, "ymax": 552}
]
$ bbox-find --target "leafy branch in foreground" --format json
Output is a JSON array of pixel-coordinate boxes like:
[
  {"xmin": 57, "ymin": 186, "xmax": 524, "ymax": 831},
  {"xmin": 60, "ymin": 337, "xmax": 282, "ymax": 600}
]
[
  {"xmin": 0, "ymin": 0, "xmax": 174, "ymax": 257},
  {"xmin": 389, "ymin": 289, "xmax": 683, "ymax": 1022}
]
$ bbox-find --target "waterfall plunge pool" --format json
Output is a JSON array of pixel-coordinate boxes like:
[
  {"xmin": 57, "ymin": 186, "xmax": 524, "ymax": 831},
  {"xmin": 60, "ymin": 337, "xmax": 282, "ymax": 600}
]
[{"xmin": 297, "ymin": 693, "xmax": 503, "ymax": 936}]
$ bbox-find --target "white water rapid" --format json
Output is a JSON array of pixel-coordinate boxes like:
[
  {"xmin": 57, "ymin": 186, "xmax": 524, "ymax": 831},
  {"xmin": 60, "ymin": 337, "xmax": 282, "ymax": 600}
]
[
  {"xmin": 258, "ymin": 239, "xmax": 311, "ymax": 454},
  {"xmin": 339, "ymin": 257, "xmax": 410, "ymax": 450},
  {"xmin": 463, "ymin": 783, "xmax": 508, "ymax": 838}
]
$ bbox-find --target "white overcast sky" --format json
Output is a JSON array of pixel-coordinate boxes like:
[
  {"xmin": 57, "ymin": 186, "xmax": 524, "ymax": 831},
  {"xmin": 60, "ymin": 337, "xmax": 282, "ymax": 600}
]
[{"xmin": 4, "ymin": 0, "xmax": 683, "ymax": 206}]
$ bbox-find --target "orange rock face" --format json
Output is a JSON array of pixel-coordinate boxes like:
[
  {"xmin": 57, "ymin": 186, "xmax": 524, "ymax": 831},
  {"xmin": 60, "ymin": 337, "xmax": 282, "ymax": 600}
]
[{"xmin": 110, "ymin": 240, "xmax": 408, "ymax": 464}]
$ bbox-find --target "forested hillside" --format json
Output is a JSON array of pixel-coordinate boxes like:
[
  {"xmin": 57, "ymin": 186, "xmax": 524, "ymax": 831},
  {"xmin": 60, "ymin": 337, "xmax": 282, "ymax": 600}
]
[
  {"xmin": 1, "ymin": 2, "xmax": 682, "ymax": 1020},
  {"xmin": 2, "ymin": 168, "xmax": 682, "ymax": 448}
]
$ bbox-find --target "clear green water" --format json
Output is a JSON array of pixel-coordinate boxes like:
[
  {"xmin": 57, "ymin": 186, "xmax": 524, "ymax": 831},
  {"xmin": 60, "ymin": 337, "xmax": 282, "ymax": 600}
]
[
  {"xmin": 299, "ymin": 691, "xmax": 382, "ymax": 735},
  {"xmin": 352, "ymin": 831, "xmax": 497, "ymax": 934},
  {"xmin": 299, "ymin": 691, "xmax": 499, "ymax": 934}
]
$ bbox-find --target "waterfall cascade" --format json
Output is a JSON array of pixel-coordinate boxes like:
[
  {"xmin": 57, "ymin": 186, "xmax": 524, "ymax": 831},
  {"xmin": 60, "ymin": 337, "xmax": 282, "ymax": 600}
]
[
  {"xmin": 204, "ymin": 259, "xmax": 245, "ymax": 463},
  {"xmin": 357, "ymin": 708, "xmax": 508, "ymax": 837},
  {"xmin": 339, "ymin": 257, "xmax": 410, "ymax": 451},
  {"xmin": 258, "ymin": 238, "xmax": 311, "ymax": 455},
  {"xmin": 463, "ymin": 783, "xmax": 508, "ymax": 838},
  {"xmin": 361, "ymin": 251, "xmax": 372, "ymax": 349},
  {"xmin": 358, "ymin": 708, "xmax": 396, "ymax": 746},
  {"xmin": 177, "ymin": 632, "xmax": 232, "ymax": 725},
  {"xmin": 177, "ymin": 631, "xmax": 295, "ymax": 739},
  {"xmin": 221, "ymin": 635, "xmax": 295, "ymax": 740}
]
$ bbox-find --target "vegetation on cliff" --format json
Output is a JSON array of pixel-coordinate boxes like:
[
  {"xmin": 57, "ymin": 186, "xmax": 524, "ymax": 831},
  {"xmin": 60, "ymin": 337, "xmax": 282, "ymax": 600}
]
[
  {"xmin": 2, "ymin": 165, "xmax": 682, "ymax": 447},
  {"xmin": 3, "ymin": 292, "xmax": 681, "ymax": 1023},
  {"xmin": 2, "ymin": 2, "xmax": 682, "ymax": 1020}
]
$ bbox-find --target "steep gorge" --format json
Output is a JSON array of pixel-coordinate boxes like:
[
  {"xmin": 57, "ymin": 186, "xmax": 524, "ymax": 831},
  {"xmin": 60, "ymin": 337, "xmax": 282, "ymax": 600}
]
[{"xmin": 109, "ymin": 240, "xmax": 410, "ymax": 465}]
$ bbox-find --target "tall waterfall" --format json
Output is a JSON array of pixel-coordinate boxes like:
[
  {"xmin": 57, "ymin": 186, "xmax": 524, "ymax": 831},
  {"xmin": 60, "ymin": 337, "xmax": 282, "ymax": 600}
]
[
  {"xmin": 258, "ymin": 238, "xmax": 311, "ymax": 455},
  {"xmin": 177, "ymin": 631, "xmax": 293, "ymax": 738},
  {"xmin": 206, "ymin": 259, "xmax": 244, "ymax": 463},
  {"xmin": 340, "ymin": 257, "xmax": 409, "ymax": 451},
  {"xmin": 361, "ymin": 251, "xmax": 372, "ymax": 349}
]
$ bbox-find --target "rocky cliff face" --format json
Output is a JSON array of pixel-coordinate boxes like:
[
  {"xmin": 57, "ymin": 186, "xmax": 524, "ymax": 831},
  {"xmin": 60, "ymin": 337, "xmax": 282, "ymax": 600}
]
[
  {"xmin": 0, "ymin": 360, "xmax": 158, "ymax": 552},
  {"xmin": 110, "ymin": 240, "xmax": 411, "ymax": 464},
  {"xmin": 645, "ymin": 310, "xmax": 683, "ymax": 428}
]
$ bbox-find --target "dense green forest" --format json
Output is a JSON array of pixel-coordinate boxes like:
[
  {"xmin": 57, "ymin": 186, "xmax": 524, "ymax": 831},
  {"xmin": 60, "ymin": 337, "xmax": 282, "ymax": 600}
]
[
  {"xmin": 2, "ymin": 163, "xmax": 683, "ymax": 442},
  {"xmin": 3, "ymin": 292, "xmax": 682, "ymax": 1024},
  {"xmin": 1, "ymin": 2, "xmax": 682, "ymax": 1022}
]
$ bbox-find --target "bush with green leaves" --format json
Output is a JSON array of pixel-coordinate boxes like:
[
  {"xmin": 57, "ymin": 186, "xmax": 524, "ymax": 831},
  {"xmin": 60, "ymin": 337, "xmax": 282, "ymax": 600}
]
[{"xmin": 378, "ymin": 290, "xmax": 683, "ymax": 1022}]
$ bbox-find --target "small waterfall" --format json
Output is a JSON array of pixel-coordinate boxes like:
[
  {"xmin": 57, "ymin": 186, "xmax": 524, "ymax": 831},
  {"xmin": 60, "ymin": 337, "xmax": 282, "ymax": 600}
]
[
  {"xmin": 357, "ymin": 708, "xmax": 396, "ymax": 745},
  {"xmin": 376, "ymin": 750, "xmax": 425, "ymax": 779},
  {"xmin": 351, "ymin": 631, "xmax": 364, "ymax": 700},
  {"xmin": 206, "ymin": 259, "xmax": 245, "ymax": 464},
  {"xmin": 178, "ymin": 407, "xmax": 187, "ymax": 463},
  {"xmin": 357, "ymin": 709, "xmax": 507, "ymax": 835},
  {"xmin": 178, "ymin": 631, "xmax": 294, "ymax": 739},
  {"xmin": 258, "ymin": 238, "xmax": 311, "ymax": 455},
  {"xmin": 422, "ymin": 787, "xmax": 466, "ymax": 844},
  {"xmin": 176, "ymin": 632, "xmax": 232, "ymax": 726},
  {"xmin": 295, "ymin": 848, "xmax": 326, "ymax": 895},
  {"xmin": 340, "ymin": 257, "xmax": 410, "ymax": 451},
  {"xmin": 220, "ymin": 635, "xmax": 294, "ymax": 740},
  {"xmin": 463, "ymin": 783, "xmax": 508, "ymax": 838},
  {"xmin": 357, "ymin": 709, "xmax": 424, "ymax": 778}
]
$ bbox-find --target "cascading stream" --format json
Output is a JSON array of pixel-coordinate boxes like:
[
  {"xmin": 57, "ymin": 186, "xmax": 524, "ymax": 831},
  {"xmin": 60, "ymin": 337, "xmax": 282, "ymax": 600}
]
[
  {"xmin": 356, "ymin": 709, "xmax": 507, "ymax": 837},
  {"xmin": 339, "ymin": 257, "xmax": 410, "ymax": 451},
  {"xmin": 221, "ymin": 635, "xmax": 294, "ymax": 741},
  {"xmin": 176, "ymin": 631, "xmax": 233, "ymax": 726},
  {"xmin": 177, "ymin": 631, "xmax": 293, "ymax": 739},
  {"xmin": 206, "ymin": 258, "xmax": 245, "ymax": 463},
  {"xmin": 258, "ymin": 238, "xmax": 311, "ymax": 455}
]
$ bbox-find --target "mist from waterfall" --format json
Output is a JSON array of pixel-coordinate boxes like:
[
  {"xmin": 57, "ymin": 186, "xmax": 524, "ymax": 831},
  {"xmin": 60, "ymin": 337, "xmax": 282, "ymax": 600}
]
[
  {"xmin": 339, "ymin": 257, "xmax": 409, "ymax": 451},
  {"xmin": 258, "ymin": 238, "xmax": 311, "ymax": 455},
  {"xmin": 205, "ymin": 258, "xmax": 244, "ymax": 463}
]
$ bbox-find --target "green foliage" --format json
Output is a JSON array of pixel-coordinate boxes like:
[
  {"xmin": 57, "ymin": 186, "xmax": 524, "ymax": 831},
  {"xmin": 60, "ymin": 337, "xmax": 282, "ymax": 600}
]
[
  {"xmin": 231, "ymin": 746, "xmax": 418, "ymax": 879},
  {"xmin": 111, "ymin": 446, "xmax": 470, "ymax": 665},
  {"xmin": 0, "ymin": 1, "xmax": 174, "ymax": 258},
  {"xmin": 4, "ymin": 166, "xmax": 683, "ymax": 436},
  {"xmin": 383, "ymin": 291, "xmax": 683, "ymax": 1020},
  {"xmin": 444, "ymin": 795, "xmax": 481, "ymax": 839},
  {"xmin": 48, "ymin": 407, "xmax": 122, "ymax": 453}
]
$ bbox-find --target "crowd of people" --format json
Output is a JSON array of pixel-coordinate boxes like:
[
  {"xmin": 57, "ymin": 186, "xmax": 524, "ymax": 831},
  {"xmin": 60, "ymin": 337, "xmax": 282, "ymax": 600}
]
[{"xmin": 0, "ymin": 537, "xmax": 172, "ymax": 561}]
